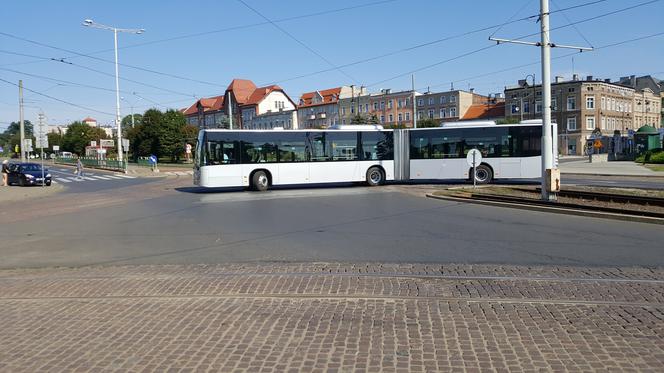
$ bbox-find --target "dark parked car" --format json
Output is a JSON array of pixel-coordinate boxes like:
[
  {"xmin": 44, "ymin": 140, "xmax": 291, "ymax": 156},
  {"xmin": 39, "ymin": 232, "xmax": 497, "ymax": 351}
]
[{"xmin": 7, "ymin": 163, "xmax": 52, "ymax": 186}]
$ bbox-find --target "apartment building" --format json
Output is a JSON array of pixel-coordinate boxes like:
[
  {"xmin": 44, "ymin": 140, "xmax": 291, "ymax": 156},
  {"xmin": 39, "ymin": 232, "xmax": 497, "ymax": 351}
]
[
  {"xmin": 416, "ymin": 89, "xmax": 493, "ymax": 123},
  {"xmin": 297, "ymin": 86, "xmax": 355, "ymax": 129},
  {"xmin": 338, "ymin": 88, "xmax": 418, "ymax": 127},
  {"xmin": 616, "ymin": 75, "xmax": 663, "ymax": 128},
  {"xmin": 505, "ymin": 75, "xmax": 646, "ymax": 155},
  {"xmin": 182, "ymin": 79, "xmax": 298, "ymax": 129}
]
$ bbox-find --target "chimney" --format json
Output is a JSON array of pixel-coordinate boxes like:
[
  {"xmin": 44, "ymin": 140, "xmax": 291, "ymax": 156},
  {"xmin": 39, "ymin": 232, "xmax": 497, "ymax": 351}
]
[
  {"xmin": 586, "ymin": 75, "xmax": 593, "ymax": 81},
  {"xmin": 518, "ymin": 79, "xmax": 527, "ymax": 87},
  {"xmin": 604, "ymin": 78, "xmax": 611, "ymax": 83},
  {"xmin": 555, "ymin": 76, "xmax": 564, "ymax": 83},
  {"xmin": 470, "ymin": 88, "xmax": 474, "ymax": 93},
  {"xmin": 384, "ymin": 88, "xmax": 391, "ymax": 95},
  {"xmin": 572, "ymin": 74, "xmax": 579, "ymax": 81}
]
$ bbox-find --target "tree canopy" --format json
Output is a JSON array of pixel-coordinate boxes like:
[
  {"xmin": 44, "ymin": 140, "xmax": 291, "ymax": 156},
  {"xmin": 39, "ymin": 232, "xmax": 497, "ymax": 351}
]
[{"xmin": 61, "ymin": 122, "xmax": 108, "ymax": 156}]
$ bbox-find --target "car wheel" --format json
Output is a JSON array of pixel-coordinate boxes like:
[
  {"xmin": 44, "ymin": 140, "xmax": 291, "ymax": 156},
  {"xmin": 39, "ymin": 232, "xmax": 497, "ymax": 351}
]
[
  {"xmin": 472, "ymin": 164, "xmax": 493, "ymax": 184},
  {"xmin": 46, "ymin": 181, "xmax": 52, "ymax": 186},
  {"xmin": 19, "ymin": 177, "xmax": 25, "ymax": 187},
  {"xmin": 366, "ymin": 167, "xmax": 384, "ymax": 186},
  {"xmin": 252, "ymin": 171, "xmax": 269, "ymax": 192}
]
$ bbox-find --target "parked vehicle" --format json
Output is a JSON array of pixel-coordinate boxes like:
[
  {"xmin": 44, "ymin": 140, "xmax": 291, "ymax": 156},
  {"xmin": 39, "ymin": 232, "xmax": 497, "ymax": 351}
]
[{"xmin": 7, "ymin": 163, "xmax": 52, "ymax": 186}]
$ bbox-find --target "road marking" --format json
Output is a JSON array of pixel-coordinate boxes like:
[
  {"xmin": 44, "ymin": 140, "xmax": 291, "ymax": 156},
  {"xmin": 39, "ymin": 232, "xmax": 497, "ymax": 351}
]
[
  {"xmin": 66, "ymin": 177, "xmax": 81, "ymax": 182},
  {"xmin": 81, "ymin": 176, "xmax": 96, "ymax": 181},
  {"xmin": 56, "ymin": 178, "xmax": 72, "ymax": 183},
  {"xmin": 90, "ymin": 175, "xmax": 112, "ymax": 180},
  {"xmin": 116, "ymin": 175, "xmax": 136, "ymax": 179},
  {"xmin": 105, "ymin": 175, "xmax": 122, "ymax": 179}
]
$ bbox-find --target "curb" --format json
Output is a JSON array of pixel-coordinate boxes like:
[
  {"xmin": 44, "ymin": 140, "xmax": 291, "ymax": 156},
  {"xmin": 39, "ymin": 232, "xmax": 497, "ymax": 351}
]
[
  {"xmin": 561, "ymin": 172, "xmax": 664, "ymax": 179},
  {"xmin": 426, "ymin": 193, "xmax": 664, "ymax": 225}
]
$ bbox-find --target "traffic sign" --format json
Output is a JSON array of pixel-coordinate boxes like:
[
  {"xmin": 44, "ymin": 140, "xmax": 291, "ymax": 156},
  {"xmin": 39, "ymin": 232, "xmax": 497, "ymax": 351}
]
[
  {"xmin": 122, "ymin": 138, "xmax": 130, "ymax": 149},
  {"xmin": 52, "ymin": 145, "xmax": 60, "ymax": 151},
  {"xmin": 466, "ymin": 149, "xmax": 482, "ymax": 167},
  {"xmin": 148, "ymin": 155, "xmax": 158, "ymax": 165}
]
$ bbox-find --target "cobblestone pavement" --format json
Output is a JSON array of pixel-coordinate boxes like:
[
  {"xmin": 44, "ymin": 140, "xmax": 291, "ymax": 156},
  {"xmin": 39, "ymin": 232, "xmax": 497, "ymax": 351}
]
[{"xmin": 1, "ymin": 263, "xmax": 663, "ymax": 372}]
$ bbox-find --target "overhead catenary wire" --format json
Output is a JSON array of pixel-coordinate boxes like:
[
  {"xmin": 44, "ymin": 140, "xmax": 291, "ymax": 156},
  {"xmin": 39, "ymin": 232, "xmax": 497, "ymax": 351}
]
[
  {"xmin": 366, "ymin": 0, "xmax": 660, "ymax": 88},
  {"xmin": 0, "ymin": 77, "xmax": 115, "ymax": 116},
  {"xmin": 264, "ymin": 0, "xmax": 610, "ymax": 85},
  {"xmin": 235, "ymin": 0, "xmax": 359, "ymax": 85}
]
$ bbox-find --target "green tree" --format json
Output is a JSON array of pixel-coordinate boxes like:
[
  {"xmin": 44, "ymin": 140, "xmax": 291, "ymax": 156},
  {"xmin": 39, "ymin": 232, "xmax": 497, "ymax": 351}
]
[
  {"xmin": 122, "ymin": 113, "xmax": 143, "ymax": 132},
  {"xmin": 416, "ymin": 118, "xmax": 440, "ymax": 128},
  {"xmin": 62, "ymin": 122, "xmax": 108, "ymax": 156},
  {"xmin": 46, "ymin": 132, "xmax": 64, "ymax": 149},
  {"xmin": 2, "ymin": 120, "xmax": 33, "ymax": 137}
]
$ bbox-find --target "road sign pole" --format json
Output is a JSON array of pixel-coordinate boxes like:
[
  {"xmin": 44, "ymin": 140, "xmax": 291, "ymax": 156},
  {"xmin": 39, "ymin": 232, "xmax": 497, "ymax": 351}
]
[{"xmin": 473, "ymin": 152, "xmax": 477, "ymax": 188}]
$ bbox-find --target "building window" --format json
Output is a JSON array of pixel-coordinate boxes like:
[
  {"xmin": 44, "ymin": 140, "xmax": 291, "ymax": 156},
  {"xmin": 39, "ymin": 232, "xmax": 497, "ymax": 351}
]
[
  {"xmin": 398, "ymin": 113, "xmax": 403, "ymax": 122},
  {"xmin": 601, "ymin": 117, "xmax": 606, "ymax": 130},
  {"xmin": 567, "ymin": 117, "xmax": 577, "ymax": 131},
  {"xmin": 586, "ymin": 96, "xmax": 595, "ymax": 109},
  {"xmin": 511, "ymin": 104, "xmax": 519, "ymax": 114},
  {"xmin": 373, "ymin": 102, "xmax": 378, "ymax": 111},
  {"xmin": 535, "ymin": 100, "xmax": 542, "ymax": 113},
  {"xmin": 398, "ymin": 99, "xmax": 403, "ymax": 108},
  {"xmin": 567, "ymin": 96, "xmax": 576, "ymax": 111},
  {"xmin": 428, "ymin": 97, "xmax": 434, "ymax": 105},
  {"xmin": 405, "ymin": 98, "xmax": 410, "ymax": 106},
  {"xmin": 440, "ymin": 108, "xmax": 446, "ymax": 118},
  {"xmin": 387, "ymin": 100, "xmax": 393, "ymax": 109},
  {"xmin": 351, "ymin": 106, "xmax": 355, "ymax": 114},
  {"xmin": 389, "ymin": 114, "xmax": 394, "ymax": 122},
  {"xmin": 380, "ymin": 115, "xmax": 385, "ymax": 123},
  {"xmin": 417, "ymin": 111, "xmax": 423, "ymax": 120},
  {"xmin": 440, "ymin": 96, "xmax": 446, "ymax": 104},
  {"xmin": 523, "ymin": 101, "xmax": 530, "ymax": 113},
  {"xmin": 551, "ymin": 97, "xmax": 557, "ymax": 111},
  {"xmin": 568, "ymin": 87, "xmax": 575, "ymax": 93},
  {"xmin": 450, "ymin": 107, "xmax": 457, "ymax": 117},
  {"xmin": 601, "ymin": 96, "xmax": 606, "ymax": 110},
  {"xmin": 405, "ymin": 112, "xmax": 410, "ymax": 121},
  {"xmin": 342, "ymin": 107, "xmax": 346, "ymax": 115},
  {"xmin": 365, "ymin": 104, "xmax": 369, "ymax": 112},
  {"xmin": 428, "ymin": 109, "xmax": 434, "ymax": 119},
  {"xmin": 417, "ymin": 98, "xmax": 424, "ymax": 107},
  {"xmin": 586, "ymin": 116, "xmax": 595, "ymax": 130},
  {"xmin": 380, "ymin": 101, "xmax": 385, "ymax": 109},
  {"xmin": 611, "ymin": 98, "xmax": 615, "ymax": 111},
  {"xmin": 450, "ymin": 95, "xmax": 456, "ymax": 103}
]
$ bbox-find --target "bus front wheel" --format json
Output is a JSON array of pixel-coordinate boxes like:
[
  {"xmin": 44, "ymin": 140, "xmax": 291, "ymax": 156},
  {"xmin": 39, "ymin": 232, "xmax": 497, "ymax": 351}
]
[
  {"xmin": 472, "ymin": 164, "xmax": 493, "ymax": 184},
  {"xmin": 366, "ymin": 167, "xmax": 385, "ymax": 186},
  {"xmin": 252, "ymin": 170, "xmax": 269, "ymax": 192}
]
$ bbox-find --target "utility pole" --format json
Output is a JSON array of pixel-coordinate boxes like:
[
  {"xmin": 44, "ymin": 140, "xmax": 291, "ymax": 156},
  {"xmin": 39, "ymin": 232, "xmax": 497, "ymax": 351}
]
[
  {"xmin": 412, "ymin": 74, "xmax": 417, "ymax": 129},
  {"xmin": 19, "ymin": 80, "xmax": 25, "ymax": 162},
  {"xmin": 490, "ymin": 0, "xmax": 592, "ymax": 201},
  {"xmin": 227, "ymin": 92, "xmax": 233, "ymax": 130},
  {"xmin": 38, "ymin": 112, "xmax": 45, "ymax": 186}
]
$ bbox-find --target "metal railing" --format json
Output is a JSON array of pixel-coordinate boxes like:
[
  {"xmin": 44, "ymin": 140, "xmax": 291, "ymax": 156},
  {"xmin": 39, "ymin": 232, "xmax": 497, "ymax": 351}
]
[{"xmin": 55, "ymin": 157, "xmax": 126, "ymax": 172}]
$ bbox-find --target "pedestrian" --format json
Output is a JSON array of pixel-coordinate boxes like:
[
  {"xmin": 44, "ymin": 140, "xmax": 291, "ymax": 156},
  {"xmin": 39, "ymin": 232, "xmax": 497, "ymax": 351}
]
[
  {"xmin": 2, "ymin": 160, "xmax": 9, "ymax": 186},
  {"xmin": 76, "ymin": 159, "xmax": 83, "ymax": 179}
]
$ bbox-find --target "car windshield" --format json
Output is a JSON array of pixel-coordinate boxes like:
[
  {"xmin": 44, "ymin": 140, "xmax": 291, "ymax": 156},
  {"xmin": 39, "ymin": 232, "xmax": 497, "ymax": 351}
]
[{"xmin": 21, "ymin": 164, "xmax": 42, "ymax": 172}]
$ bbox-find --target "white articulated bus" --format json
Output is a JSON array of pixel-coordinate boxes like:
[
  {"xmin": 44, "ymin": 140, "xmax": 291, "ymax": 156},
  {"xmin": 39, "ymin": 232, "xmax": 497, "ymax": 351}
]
[{"xmin": 194, "ymin": 120, "xmax": 557, "ymax": 191}]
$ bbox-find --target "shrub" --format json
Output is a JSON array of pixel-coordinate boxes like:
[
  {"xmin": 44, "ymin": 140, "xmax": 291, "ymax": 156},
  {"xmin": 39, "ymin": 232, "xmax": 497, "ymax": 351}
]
[{"xmin": 650, "ymin": 151, "xmax": 664, "ymax": 164}]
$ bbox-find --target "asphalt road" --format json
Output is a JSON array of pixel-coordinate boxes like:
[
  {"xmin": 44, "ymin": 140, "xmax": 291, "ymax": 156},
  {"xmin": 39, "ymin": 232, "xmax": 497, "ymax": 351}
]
[
  {"xmin": 1, "ymin": 177, "xmax": 662, "ymax": 269},
  {"xmin": 48, "ymin": 166, "xmax": 162, "ymax": 193}
]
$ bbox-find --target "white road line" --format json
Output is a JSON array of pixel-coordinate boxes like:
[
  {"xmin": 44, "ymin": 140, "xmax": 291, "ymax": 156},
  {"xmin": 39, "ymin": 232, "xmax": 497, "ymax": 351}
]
[
  {"xmin": 105, "ymin": 175, "xmax": 122, "ymax": 179},
  {"xmin": 81, "ymin": 176, "xmax": 96, "ymax": 181},
  {"xmin": 56, "ymin": 178, "xmax": 72, "ymax": 183},
  {"xmin": 66, "ymin": 177, "xmax": 81, "ymax": 182},
  {"xmin": 91, "ymin": 175, "xmax": 112, "ymax": 180},
  {"xmin": 116, "ymin": 175, "xmax": 136, "ymax": 179}
]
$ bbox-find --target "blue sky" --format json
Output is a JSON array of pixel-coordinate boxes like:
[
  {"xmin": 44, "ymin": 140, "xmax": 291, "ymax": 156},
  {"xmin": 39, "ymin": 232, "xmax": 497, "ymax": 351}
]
[{"xmin": 1, "ymin": 0, "xmax": 663, "ymax": 129}]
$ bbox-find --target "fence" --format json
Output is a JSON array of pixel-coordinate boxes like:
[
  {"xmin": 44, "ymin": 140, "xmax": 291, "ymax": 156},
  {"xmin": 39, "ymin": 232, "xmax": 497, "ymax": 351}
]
[{"xmin": 55, "ymin": 157, "xmax": 126, "ymax": 172}]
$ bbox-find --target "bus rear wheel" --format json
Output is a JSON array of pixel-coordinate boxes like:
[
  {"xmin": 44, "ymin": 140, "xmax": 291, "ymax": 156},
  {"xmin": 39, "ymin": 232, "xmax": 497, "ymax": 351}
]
[
  {"xmin": 472, "ymin": 164, "xmax": 493, "ymax": 184},
  {"xmin": 252, "ymin": 170, "xmax": 269, "ymax": 192},
  {"xmin": 366, "ymin": 167, "xmax": 385, "ymax": 186}
]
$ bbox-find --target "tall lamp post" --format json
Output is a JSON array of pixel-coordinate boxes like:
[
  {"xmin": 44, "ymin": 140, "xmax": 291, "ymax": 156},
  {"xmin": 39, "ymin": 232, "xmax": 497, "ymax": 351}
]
[{"xmin": 82, "ymin": 19, "xmax": 144, "ymax": 164}]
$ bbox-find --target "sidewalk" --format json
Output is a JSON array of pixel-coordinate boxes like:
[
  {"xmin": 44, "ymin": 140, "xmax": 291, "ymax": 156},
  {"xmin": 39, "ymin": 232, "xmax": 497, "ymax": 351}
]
[
  {"xmin": 126, "ymin": 163, "xmax": 193, "ymax": 177},
  {"xmin": 559, "ymin": 158, "xmax": 664, "ymax": 177},
  {"xmin": 1, "ymin": 263, "xmax": 663, "ymax": 372}
]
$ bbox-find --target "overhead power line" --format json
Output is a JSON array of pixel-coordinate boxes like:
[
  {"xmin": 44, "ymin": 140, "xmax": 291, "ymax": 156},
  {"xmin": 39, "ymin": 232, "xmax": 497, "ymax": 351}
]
[
  {"xmin": 264, "ymin": 0, "xmax": 610, "ymax": 85},
  {"xmin": 0, "ymin": 77, "xmax": 115, "ymax": 116},
  {"xmin": 366, "ymin": 0, "xmax": 659, "ymax": 88},
  {"xmin": 235, "ymin": 0, "xmax": 359, "ymax": 84}
]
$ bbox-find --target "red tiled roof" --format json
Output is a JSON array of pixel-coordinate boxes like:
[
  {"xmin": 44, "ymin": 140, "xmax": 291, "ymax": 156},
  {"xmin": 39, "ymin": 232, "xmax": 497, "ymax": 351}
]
[
  {"xmin": 462, "ymin": 102, "xmax": 506, "ymax": 120},
  {"xmin": 82, "ymin": 117, "xmax": 96, "ymax": 122},
  {"xmin": 226, "ymin": 79, "xmax": 257, "ymax": 105},
  {"xmin": 182, "ymin": 95, "xmax": 225, "ymax": 116},
  {"xmin": 298, "ymin": 87, "xmax": 341, "ymax": 108},
  {"xmin": 244, "ymin": 85, "xmax": 282, "ymax": 106}
]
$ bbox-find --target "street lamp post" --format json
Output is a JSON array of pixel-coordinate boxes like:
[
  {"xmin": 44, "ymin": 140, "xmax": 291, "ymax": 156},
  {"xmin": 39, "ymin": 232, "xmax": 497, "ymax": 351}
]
[
  {"xmin": 121, "ymin": 95, "xmax": 142, "ymax": 128},
  {"xmin": 82, "ymin": 19, "xmax": 144, "ymax": 165}
]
